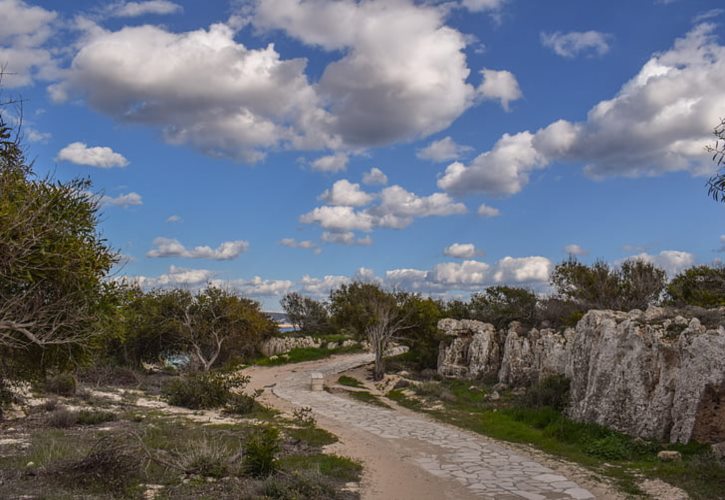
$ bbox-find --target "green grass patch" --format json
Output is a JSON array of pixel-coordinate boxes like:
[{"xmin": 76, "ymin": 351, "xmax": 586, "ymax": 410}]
[
  {"xmin": 337, "ymin": 375, "xmax": 364, "ymax": 388},
  {"xmin": 279, "ymin": 453, "xmax": 362, "ymax": 482},
  {"xmin": 348, "ymin": 390, "xmax": 392, "ymax": 409},
  {"xmin": 286, "ymin": 426, "xmax": 338, "ymax": 447},
  {"xmin": 255, "ymin": 345, "xmax": 363, "ymax": 366}
]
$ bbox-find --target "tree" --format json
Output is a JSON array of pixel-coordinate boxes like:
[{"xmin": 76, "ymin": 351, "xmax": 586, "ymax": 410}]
[
  {"xmin": 666, "ymin": 265, "xmax": 725, "ymax": 308},
  {"xmin": 329, "ymin": 282, "xmax": 387, "ymax": 338},
  {"xmin": 280, "ymin": 292, "xmax": 331, "ymax": 333},
  {"xmin": 550, "ymin": 258, "xmax": 665, "ymax": 311},
  {"xmin": 399, "ymin": 295, "xmax": 443, "ymax": 370},
  {"xmin": 0, "ymin": 107, "xmax": 116, "ymax": 380},
  {"xmin": 707, "ymin": 117, "xmax": 725, "ymax": 202},
  {"xmin": 469, "ymin": 286, "xmax": 538, "ymax": 329},
  {"xmin": 178, "ymin": 286, "xmax": 277, "ymax": 371}
]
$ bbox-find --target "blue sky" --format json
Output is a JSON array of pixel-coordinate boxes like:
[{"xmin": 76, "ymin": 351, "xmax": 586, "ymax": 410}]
[{"xmin": 3, "ymin": 0, "xmax": 724, "ymax": 309}]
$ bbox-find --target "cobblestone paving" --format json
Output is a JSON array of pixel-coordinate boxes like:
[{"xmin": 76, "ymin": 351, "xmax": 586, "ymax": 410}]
[{"xmin": 273, "ymin": 353, "xmax": 595, "ymax": 500}]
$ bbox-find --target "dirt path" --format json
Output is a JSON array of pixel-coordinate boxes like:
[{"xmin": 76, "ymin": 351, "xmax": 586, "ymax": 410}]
[{"xmin": 244, "ymin": 353, "xmax": 624, "ymax": 500}]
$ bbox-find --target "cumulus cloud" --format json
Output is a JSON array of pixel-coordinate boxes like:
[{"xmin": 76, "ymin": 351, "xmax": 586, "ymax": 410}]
[
  {"xmin": 0, "ymin": 0, "xmax": 59, "ymax": 87},
  {"xmin": 212, "ymin": 276, "xmax": 294, "ymax": 296},
  {"xmin": 320, "ymin": 179, "xmax": 373, "ymax": 206},
  {"xmin": 146, "ymin": 237, "xmax": 249, "ymax": 260},
  {"xmin": 477, "ymin": 69, "xmax": 523, "ymax": 111},
  {"xmin": 300, "ymin": 274, "xmax": 351, "ymax": 296},
  {"xmin": 362, "ymin": 167, "xmax": 388, "ymax": 186},
  {"xmin": 417, "ymin": 136, "xmax": 473, "ymax": 162},
  {"xmin": 461, "ymin": 0, "xmax": 507, "ymax": 12},
  {"xmin": 100, "ymin": 192, "xmax": 143, "ymax": 208},
  {"xmin": 564, "ymin": 244, "xmax": 588, "ymax": 256},
  {"xmin": 56, "ymin": 142, "xmax": 129, "ymax": 168},
  {"xmin": 444, "ymin": 243, "xmax": 478, "ymax": 259},
  {"xmin": 321, "ymin": 231, "xmax": 373, "ymax": 246},
  {"xmin": 440, "ymin": 24, "xmax": 725, "ymax": 195},
  {"xmin": 251, "ymin": 0, "xmax": 477, "ymax": 147},
  {"xmin": 540, "ymin": 31, "xmax": 612, "ymax": 58},
  {"xmin": 629, "ymin": 250, "xmax": 695, "ymax": 275},
  {"xmin": 302, "ymin": 182, "xmax": 466, "ymax": 235},
  {"xmin": 299, "ymin": 205, "xmax": 375, "ymax": 232},
  {"xmin": 280, "ymin": 238, "xmax": 320, "ymax": 253},
  {"xmin": 477, "ymin": 204, "xmax": 501, "ymax": 217},
  {"xmin": 492, "ymin": 256, "xmax": 552, "ymax": 284},
  {"xmin": 311, "ymin": 153, "xmax": 348, "ymax": 173},
  {"xmin": 121, "ymin": 265, "xmax": 214, "ymax": 288},
  {"xmin": 107, "ymin": 1, "xmax": 182, "ymax": 18},
  {"xmin": 52, "ymin": 22, "xmax": 334, "ymax": 162}
]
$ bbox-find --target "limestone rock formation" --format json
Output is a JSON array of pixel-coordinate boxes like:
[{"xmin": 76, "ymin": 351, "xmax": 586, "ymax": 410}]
[
  {"xmin": 437, "ymin": 308, "xmax": 725, "ymax": 443},
  {"xmin": 259, "ymin": 336, "xmax": 322, "ymax": 357}
]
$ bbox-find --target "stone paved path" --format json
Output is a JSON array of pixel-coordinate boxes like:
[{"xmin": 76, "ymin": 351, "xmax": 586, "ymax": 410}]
[{"xmin": 272, "ymin": 353, "xmax": 596, "ymax": 500}]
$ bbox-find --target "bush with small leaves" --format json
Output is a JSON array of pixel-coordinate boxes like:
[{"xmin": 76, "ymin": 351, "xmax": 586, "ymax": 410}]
[
  {"xmin": 162, "ymin": 372, "xmax": 250, "ymax": 410},
  {"xmin": 44, "ymin": 373, "xmax": 76, "ymax": 396},
  {"xmin": 292, "ymin": 406, "xmax": 316, "ymax": 427},
  {"xmin": 521, "ymin": 375, "xmax": 571, "ymax": 412},
  {"xmin": 244, "ymin": 426, "xmax": 281, "ymax": 477}
]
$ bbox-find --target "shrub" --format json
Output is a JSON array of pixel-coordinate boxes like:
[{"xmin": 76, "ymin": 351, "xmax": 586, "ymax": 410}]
[
  {"xmin": 244, "ymin": 426, "xmax": 281, "ymax": 477},
  {"xmin": 470, "ymin": 286, "xmax": 538, "ymax": 329},
  {"xmin": 224, "ymin": 391, "xmax": 260, "ymax": 416},
  {"xmin": 521, "ymin": 375, "xmax": 571, "ymax": 412},
  {"xmin": 260, "ymin": 471, "xmax": 340, "ymax": 499},
  {"xmin": 162, "ymin": 372, "xmax": 250, "ymax": 410},
  {"xmin": 584, "ymin": 434, "xmax": 632, "ymax": 460},
  {"xmin": 666, "ymin": 265, "xmax": 725, "ymax": 308},
  {"xmin": 76, "ymin": 410, "xmax": 117, "ymax": 426},
  {"xmin": 292, "ymin": 406, "xmax": 316, "ymax": 427},
  {"xmin": 46, "ymin": 409, "xmax": 78, "ymax": 428},
  {"xmin": 180, "ymin": 438, "xmax": 233, "ymax": 478},
  {"xmin": 44, "ymin": 373, "xmax": 77, "ymax": 396}
]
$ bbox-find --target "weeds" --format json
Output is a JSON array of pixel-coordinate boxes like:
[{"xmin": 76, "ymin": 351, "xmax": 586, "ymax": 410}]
[
  {"xmin": 292, "ymin": 406, "xmax": 316, "ymax": 427},
  {"xmin": 244, "ymin": 426, "xmax": 281, "ymax": 477},
  {"xmin": 44, "ymin": 373, "xmax": 76, "ymax": 396}
]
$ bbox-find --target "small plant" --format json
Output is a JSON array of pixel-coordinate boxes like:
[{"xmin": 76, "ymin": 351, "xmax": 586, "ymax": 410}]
[
  {"xmin": 76, "ymin": 410, "xmax": 117, "ymax": 426},
  {"xmin": 46, "ymin": 409, "xmax": 79, "ymax": 428},
  {"xmin": 584, "ymin": 434, "xmax": 632, "ymax": 460},
  {"xmin": 337, "ymin": 375, "xmax": 364, "ymax": 388},
  {"xmin": 179, "ymin": 437, "xmax": 234, "ymax": 478},
  {"xmin": 244, "ymin": 426, "xmax": 281, "ymax": 477},
  {"xmin": 292, "ymin": 406, "xmax": 316, "ymax": 427},
  {"xmin": 44, "ymin": 373, "xmax": 77, "ymax": 396}
]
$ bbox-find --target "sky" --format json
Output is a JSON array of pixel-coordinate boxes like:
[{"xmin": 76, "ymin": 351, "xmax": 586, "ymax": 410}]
[{"xmin": 2, "ymin": 0, "xmax": 725, "ymax": 310}]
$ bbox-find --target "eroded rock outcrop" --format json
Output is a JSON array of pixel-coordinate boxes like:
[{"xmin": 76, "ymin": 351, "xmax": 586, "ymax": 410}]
[
  {"xmin": 259, "ymin": 336, "xmax": 322, "ymax": 357},
  {"xmin": 437, "ymin": 308, "xmax": 725, "ymax": 443}
]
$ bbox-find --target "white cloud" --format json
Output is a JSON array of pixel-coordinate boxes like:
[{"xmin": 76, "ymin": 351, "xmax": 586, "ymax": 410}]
[
  {"xmin": 166, "ymin": 214, "xmax": 182, "ymax": 223},
  {"xmin": 478, "ymin": 69, "xmax": 523, "ymax": 111},
  {"xmin": 300, "ymin": 205, "xmax": 375, "ymax": 233},
  {"xmin": 0, "ymin": 0, "xmax": 58, "ymax": 87},
  {"xmin": 477, "ymin": 204, "xmax": 501, "ymax": 217},
  {"xmin": 281, "ymin": 238, "xmax": 320, "ymax": 253},
  {"xmin": 461, "ymin": 0, "xmax": 507, "ymax": 12},
  {"xmin": 121, "ymin": 265, "xmax": 215, "ymax": 288},
  {"xmin": 370, "ymin": 185, "xmax": 467, "ymax": 229},
  {"xmin": 24, "ymin": 126, "xmax": 51, "ymax": 143},
  {"xmin": 719, "ymin": 235, "xmax": 725, "ymax": 252},
  {"xmin": 430, "ymin": 260, "xmax": 490, "ymax": 285},
  {"xmin": 629, "ymin": 250, "xmax": 695, "ymax": 275},
  {"xmin": 444, "ymin": 243, "xmax": 478, "ymax": 259},
  {"xmin": 321, "ymin": 231, "xmax": 373, "ymax": 246},
  {"xmin": 362, "ymin": 167, "xmax": 388, "ymax": 186},
  {"xmin": 56, "ymin": 142, "xmax": 129, "ymax": 168},
  {"xmin": 311, "ymin": 153, "xmax": 348, "ymax": 173},
  {"xmin": 417, "ymin": 136, "xmax": 473, "ymax": 162},
  {"xmin": 212, "ymin": 276, "xmax": 294, "ymax": 297},
  {"xmin": 100, "ymin": 192, "xmax": 143, "ymax": 208},
  {"xmin": 146, "ymin": 237, "xmax": 249, "ymax": 260},
  {"xmin": 251, "ymin": 0, "xmax": 477, "ymax": 147},
  {"xmin": 300, "ymin": 274, "xmax": 351, "ymax": 296},
  {"xmin": 53, "ymin": 22, "xmax": 334, "ymax": 162},
  {"xmin": 108, "ymin": 1, "xmax": 182, "ymax": 18},
  {"xmin": 492, "ymin": 256, "xmax": 552, "ymax": 284},
  {"xmin": 540, "ymin": 31, "xmax": 612, "ymax": 58},
  {"xmin": 693, "ymin": 9, "xmax": 724, "ymax": 24},
  {"xmin": 564, "ymin": 244, "xmax": 588, "ymax": 256},
  {"xmin": 440, "ymin": 24, "xmax": 725, "ymax": 195},
  {"xmin": 320, "ymin": 179, "xmax": 373, "ymax": 207}
]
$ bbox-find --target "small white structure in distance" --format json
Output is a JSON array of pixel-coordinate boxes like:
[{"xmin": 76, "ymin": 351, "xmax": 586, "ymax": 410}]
[{"xmin": 310, "ymin": 372, "xmax": 324, "ymax": 391}]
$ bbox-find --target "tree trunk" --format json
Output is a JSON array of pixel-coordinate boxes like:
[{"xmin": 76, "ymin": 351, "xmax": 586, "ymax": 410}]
[{"xmin": 373, "ymin": 338, "xmax": 385, "ymax": 381}]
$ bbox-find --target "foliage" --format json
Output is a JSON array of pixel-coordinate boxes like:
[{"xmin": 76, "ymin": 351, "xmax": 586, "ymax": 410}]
[
  {"xmin": 337, "ymin": 375, "xmax": 364, "ymax": 388},
  {"xmin": 521, "ymin": 375, "xmax": 571, "ymax": 412},
  {"xmin": 706, "ymin": 117, "xmax": 725, "ymax": 202},
  {"xmin": 329, "ymin": 282, "xmax": 392, "ymax": 338},
  {"xmin": 399, "ymin": 295, "xmax": 445, "ymax": 370},
  {"xmin": 244, "ymin": 426, "xmax": 281, "ymax": 477},
  {"xmin": 162, "ymin": 372, "xmax": 251, "ymax": 410},
  {"xmin": 550, "ymin": 257, "xmax": 666, "ymax": 311},
  {"xmin": 470, "ymin": 286, "xmax": 538, "ymax": 329},
  {"xmin": 179, "ymin": 437, "xmax": 234, "ymax": 478},
  {"xmin": 666, "ymin": 265, "xmax": 725, "ymax": 308},
  {"xmin": 280, "ymin": 292, "xmax": 333, "ymax": 334},
  {"xmin": 292, "ymin": 406, "xmax": 317, "ymax": 426},
  {"xmin": 279, "ymin": 454, "xmax": 363, "ymax": 482},
  {"xmin": 44, "ymin": 373, "xmax": 77, "ymax": 396},
  {"xmin": 0, "ymin": 108, "xmax": 117, "ymax": 380}
]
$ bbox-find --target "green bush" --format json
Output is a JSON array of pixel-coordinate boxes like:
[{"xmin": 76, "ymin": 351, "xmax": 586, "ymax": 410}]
[
  {"xmin": 260, "ymin": 470, "xmax": 340, "ymax": 499},
  {"xmin": 46, "ymin": 409, "xmax": 78, "ymax": 428},
  {"xmin": 76, "ymin": 410, "xmax": 117, "ymax": 426},
  {"xmin": 584, "ymin": 434, "xmax": 632, "ymax": 460},
  {"xmin": 162, "ymin": 372, "xmax": 250, "ymax": 410},
  {"xmin": 666, "ymin": 265, "xmax": 725, "ymax": 308},
  {"xmin": 244, "ymin": 426, "xmax": 281, "ymax": 477},
  {"xmin": 44, "ymin": 373, "xmax": 77, "ymax": 396},
  {"xmin": 470, "ymin": 286, "xmax": 538, "ymax": 329},
  {"xmin": 521, "ymin": 375, "xmax": 571, "ymax": 412}
]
